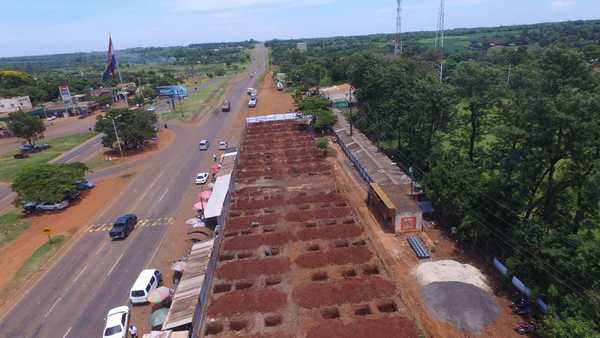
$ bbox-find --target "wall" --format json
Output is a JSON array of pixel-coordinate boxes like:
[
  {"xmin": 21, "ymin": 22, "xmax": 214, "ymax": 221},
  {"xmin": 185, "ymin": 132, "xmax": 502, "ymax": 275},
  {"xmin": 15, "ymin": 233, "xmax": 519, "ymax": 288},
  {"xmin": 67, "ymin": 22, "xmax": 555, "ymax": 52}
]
[{"xmin": 0, "ymin": 96, "xmax": 32, "ymax": 113}]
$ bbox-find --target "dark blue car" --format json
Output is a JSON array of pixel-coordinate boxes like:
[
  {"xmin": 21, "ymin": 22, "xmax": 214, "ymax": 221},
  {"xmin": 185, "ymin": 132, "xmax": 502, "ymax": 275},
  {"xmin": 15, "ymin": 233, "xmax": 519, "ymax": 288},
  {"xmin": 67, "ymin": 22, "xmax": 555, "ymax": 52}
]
[{"xmin": 109, "ymin": 214, "xmax": 138, "ymax": 240}]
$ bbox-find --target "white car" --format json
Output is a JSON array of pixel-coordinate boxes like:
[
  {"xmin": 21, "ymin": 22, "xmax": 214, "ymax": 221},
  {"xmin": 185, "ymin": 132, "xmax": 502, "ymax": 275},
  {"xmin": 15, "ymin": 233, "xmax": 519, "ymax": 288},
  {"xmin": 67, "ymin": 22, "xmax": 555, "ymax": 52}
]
[
  {"xmin": 103, "ymin": 306, "xmax": 129, "ymax": 338},
  {"xmin": 248, "ymin": 97, "xmax": 257, "ymax": 108},
  {"xmin": 218, "ymin": 141, "xmax": 228, "ymax": 150},
  {"xmin": 196, "ymin": 172, "xmax": 209, "ymax": 185},
  {"xmin": 199, "ymin": 139, "xmax": 209, "ymax": 151}
]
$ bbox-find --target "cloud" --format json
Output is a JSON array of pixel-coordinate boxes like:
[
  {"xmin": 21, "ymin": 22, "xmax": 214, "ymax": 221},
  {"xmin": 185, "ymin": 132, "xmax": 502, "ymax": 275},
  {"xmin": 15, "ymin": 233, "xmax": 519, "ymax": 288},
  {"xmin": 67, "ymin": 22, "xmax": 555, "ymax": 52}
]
[
  {"xmin": 174, "ymin": 0, "xmax": 336, "ymax": 12},
  {"xmin": 551, "ymin": 0, "xmax": 576, "ymax": 8}
]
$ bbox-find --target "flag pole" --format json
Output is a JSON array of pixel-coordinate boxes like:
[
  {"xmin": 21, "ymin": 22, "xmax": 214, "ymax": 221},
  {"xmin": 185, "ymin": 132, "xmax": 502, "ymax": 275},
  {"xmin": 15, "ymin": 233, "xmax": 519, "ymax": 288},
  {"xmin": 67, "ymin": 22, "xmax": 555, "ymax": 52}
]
[{"xmin": 109, "ymin": 33, "xmax": 128, "ymax": 105}]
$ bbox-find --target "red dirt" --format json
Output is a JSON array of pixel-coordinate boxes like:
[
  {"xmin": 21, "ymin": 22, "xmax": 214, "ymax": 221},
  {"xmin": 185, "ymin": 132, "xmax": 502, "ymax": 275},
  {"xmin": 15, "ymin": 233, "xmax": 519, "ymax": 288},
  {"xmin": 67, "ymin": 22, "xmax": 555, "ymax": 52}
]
[
  {"xmin": 216, "ymin": 257, "xmax": 291, "ymax": 280},
  {"xmin": 223, "ymin": 232, "xmax": 296, "ymax": 251},
  {"xmin": 297, "ymin": 224, "xmax": 363, "ymax": 241},
  {"xmin": 238, "ymin": 334, "xmax": 292, "ymax": 338},
  {"xmin": 227, "ymin": 213, "xmax": 281, "ymax": 232},
  {"xmin": 247, "ymin": 72, "xmax": 295, "ymax": 117},
  {"xmin": 295, "ymin": 246, "xmax": 373, "ymax": 269},
  {"xmin": 285, "ymin": 207, "xmax": 352, "ymax": 222},
  {"xmin": 307, "ymin": 316, "xmax": 419, "ymax": 338},
  {"xmin": 208, "ymin": 288, "xmax": 287, "ymax": 317},
  {"xmin": 292, "ymin": 277, "xmax": 397, "ymax": 308}
]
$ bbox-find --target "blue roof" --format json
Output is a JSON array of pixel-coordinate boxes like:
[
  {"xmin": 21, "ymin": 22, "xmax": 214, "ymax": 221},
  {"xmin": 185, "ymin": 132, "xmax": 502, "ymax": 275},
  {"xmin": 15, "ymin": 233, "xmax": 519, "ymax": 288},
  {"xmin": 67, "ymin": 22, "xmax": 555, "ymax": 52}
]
[{"xmin": 418, "ymin": 201, "xmax": 434, "ymax": 213}]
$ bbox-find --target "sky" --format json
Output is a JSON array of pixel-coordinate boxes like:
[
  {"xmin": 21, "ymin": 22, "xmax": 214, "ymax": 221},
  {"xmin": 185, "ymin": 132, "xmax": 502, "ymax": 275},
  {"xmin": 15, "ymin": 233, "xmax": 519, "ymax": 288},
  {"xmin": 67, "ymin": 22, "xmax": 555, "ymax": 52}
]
[{"xmin": 0, "ymin": 0, "xmax": 598, "ymax": 57}]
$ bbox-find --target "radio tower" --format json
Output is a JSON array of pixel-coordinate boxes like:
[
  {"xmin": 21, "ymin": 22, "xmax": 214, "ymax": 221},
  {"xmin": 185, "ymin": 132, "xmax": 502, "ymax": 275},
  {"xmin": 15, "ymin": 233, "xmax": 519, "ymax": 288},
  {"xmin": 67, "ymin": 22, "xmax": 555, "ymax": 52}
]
[
  {"xmin": 394, "ymin": 0, "xmax": 403, "ymax": 56},
  {"xmin": 435, "ymin": 0, "xmax": 446, "ymax": 81}
]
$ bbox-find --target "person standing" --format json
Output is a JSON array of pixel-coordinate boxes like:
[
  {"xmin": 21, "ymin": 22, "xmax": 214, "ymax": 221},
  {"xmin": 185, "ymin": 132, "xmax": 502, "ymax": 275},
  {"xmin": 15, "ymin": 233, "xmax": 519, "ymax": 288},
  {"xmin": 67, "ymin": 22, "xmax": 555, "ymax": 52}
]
[
  {"xmin": 129, "ymin": 324, "xmax": 138, "ymax": 338},
  {"xmin": 212, "ymin": 153, "xmax": 217, "ymax": 162}
]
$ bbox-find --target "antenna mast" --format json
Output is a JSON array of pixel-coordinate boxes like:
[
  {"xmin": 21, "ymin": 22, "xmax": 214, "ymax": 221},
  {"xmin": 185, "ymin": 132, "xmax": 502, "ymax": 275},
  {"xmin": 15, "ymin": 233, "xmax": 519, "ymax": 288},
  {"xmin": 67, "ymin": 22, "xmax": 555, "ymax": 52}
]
[
  {"xmin": 395, "ymin": 0, "xmax": 403, "ymax": 56},
  {"xmin": 435, "ymin": 0, "xmax": 445, "ymax": 82}
]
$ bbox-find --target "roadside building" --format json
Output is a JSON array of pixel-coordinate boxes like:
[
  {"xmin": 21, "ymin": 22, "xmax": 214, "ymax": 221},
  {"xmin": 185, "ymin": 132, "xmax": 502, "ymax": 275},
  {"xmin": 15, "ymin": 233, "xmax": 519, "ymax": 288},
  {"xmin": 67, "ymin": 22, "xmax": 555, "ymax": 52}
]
[
  {"xmin": 43, "ymin": 101, "xmax": 68, "ymax": 116},
  {"xmin": 319, "ymin": 84, "xmax": 356, "ymax": 108},
  {"xmin": 116, "ymin": 82, "xmax": 137, "ymax": 94},
  {"xmin": 367, "ymin": 182, "xmax": 423, "ymax": 233},
  {"xmin": 89, "ymin": 87, "xmax": 114, "ymax": 98},
  {"xmin": 0, "ymin": 96, "xmax": 33, "ymax": 115},
  {"xmin": 296, "ymin": 42, "xmax": 308, "ymax": 52}
]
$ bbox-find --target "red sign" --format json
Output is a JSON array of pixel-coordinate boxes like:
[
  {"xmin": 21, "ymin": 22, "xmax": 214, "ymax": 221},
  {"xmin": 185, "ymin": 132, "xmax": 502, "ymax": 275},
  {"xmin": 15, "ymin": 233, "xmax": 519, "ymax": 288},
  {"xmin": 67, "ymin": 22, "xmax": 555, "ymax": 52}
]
[{"xmin": 400, "ymin": 216, "xmax": 417, "ymax": 231}]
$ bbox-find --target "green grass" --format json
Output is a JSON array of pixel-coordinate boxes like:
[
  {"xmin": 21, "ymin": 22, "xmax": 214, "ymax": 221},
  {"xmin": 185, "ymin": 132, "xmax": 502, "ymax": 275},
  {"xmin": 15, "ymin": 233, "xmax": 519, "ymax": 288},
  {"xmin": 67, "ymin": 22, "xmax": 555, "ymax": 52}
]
[
  {"xmin": 161, "ymin": 76, "xmax": 231, "ymax": 122},
  {"xmin": 0, "ymin": 211, "xmax": 29, "ymax": 247},
  {"xmin": 12, "ymin": 235, "xmax": 66, "ymax": 287},
  {"xmin": 0, "ymin": 132, "xmax": 96, "ymax": 183}
]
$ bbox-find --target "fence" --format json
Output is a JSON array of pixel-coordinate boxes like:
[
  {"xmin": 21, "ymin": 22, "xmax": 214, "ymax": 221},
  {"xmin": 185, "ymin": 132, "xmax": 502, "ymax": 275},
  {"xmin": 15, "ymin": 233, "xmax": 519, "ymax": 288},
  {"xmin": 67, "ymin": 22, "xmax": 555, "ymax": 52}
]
[{"xmin": 331, "ymin": 128, "xmax": 373, "ymax": 184}]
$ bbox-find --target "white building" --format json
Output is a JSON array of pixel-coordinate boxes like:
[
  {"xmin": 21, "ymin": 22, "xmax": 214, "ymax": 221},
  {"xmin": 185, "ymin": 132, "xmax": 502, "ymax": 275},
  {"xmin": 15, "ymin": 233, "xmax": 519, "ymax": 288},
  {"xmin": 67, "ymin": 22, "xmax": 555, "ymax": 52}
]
[
  {"xmin": 296, "ymin": 42, "xmax": 307, "ymax": 52},
  {"xmin": 0, "ymin": 96, "xmax": 33, "ymax": 114}
]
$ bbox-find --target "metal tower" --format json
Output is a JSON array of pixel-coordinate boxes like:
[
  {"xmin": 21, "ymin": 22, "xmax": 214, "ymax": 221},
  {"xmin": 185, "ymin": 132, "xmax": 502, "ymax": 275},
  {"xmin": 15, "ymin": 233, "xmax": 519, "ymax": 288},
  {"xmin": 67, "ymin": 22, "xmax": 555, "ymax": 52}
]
[
  {"xmin": 435, "ymin": 0, "xmax": 445, "ymax": 81},
  {"xmin": 395, "ymin": 0, "xmax": 403, "ymax": 56}
]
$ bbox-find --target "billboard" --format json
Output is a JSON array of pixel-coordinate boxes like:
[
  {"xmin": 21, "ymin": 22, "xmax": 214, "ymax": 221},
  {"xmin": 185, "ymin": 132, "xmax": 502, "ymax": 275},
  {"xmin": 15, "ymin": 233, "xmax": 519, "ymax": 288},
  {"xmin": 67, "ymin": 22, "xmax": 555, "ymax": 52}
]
[
  {"xmin": 58, "ymin": 86, "xmax": 72, "ymax": 103},
  {"xmin": 400, "ymin": 216, "xmax": 417, "ymax": 231}
]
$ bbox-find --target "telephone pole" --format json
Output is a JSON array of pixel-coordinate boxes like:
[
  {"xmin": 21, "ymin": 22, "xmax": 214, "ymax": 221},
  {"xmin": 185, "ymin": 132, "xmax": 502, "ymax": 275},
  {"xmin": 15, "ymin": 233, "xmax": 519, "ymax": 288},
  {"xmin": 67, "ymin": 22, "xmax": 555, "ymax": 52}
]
[{"xmin": 394, "ymin": 0, "xmax": 403, "ymax": 56}]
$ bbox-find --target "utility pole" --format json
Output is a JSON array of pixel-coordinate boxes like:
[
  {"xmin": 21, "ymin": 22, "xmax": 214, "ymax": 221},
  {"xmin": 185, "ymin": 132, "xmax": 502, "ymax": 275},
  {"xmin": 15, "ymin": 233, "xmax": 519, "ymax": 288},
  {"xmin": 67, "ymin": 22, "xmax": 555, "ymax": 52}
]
[
  {"xmin": 111, "ymin": 115, "xmax": 124, "ymax": 158},
  {"xmin": 394, "ymin": 0, "xmax": 403, "ymax": 56},
  {"xmin": 348, "ymin": 85, "xmax": 353, "ymax": 136}
]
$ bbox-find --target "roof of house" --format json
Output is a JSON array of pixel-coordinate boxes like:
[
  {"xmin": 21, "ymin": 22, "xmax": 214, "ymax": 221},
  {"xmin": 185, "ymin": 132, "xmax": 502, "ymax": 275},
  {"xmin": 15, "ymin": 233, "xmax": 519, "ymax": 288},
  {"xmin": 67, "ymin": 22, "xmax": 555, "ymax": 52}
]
[
  {"xmin": 379, "ymin": 183, "xmax": 421, "ymax": 214},
  {"xmin": 161, "ymin": 239, "xmax": 214, "ymax": 331},
  {"xmin": 204, "ymin": 174, "xmax": 232, "ymax": 219}
]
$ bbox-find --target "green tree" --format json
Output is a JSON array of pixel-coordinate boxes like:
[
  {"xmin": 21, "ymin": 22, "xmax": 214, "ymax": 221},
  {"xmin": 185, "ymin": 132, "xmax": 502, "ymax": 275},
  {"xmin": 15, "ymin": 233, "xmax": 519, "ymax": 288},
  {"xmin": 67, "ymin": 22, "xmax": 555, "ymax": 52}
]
[
  {"xmin": 316, "ymin": 137, "xmax": 329, "ymax": 156},
  {"xmin": 12, "ymin": 163, "xmax": 87, "ymax": 205},
  {"xmin": 6, "ymin": 111, "xmax": 46, "ymax": 146},
  {"xmin": 94, "ymin": 108, "xmax": 157, "ymax": 151}
]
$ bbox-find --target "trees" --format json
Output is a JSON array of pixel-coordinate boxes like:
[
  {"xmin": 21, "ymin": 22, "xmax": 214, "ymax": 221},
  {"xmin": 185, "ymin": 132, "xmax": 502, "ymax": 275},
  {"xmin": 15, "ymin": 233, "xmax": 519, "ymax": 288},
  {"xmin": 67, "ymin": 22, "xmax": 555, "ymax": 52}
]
[
  {"xmin": 6, "ymin": 111, "xmax": 46, "ymax": 146},
  {"xmin": 12, "ymin": 163, "xmax": 87, "ymax": 205},
  {"xmin": 94, "ymin": 108, "xmax": 157, "ymax": 151}
]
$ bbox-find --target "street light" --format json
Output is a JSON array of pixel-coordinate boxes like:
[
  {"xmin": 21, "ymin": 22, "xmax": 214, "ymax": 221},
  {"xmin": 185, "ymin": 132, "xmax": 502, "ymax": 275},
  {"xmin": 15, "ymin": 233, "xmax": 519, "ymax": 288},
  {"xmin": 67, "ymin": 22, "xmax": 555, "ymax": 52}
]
[{"xmin": 109, "ymin": 114, "xmax": 124, "ymax": 158}]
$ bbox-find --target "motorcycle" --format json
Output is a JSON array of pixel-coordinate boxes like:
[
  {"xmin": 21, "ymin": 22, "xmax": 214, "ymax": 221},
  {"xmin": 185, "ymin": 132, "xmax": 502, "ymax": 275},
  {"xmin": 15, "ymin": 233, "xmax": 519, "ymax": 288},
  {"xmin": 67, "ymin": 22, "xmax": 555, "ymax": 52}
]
[{"xmin": 514, "ymin": 321, "xmax": 536, "ymax": 335}]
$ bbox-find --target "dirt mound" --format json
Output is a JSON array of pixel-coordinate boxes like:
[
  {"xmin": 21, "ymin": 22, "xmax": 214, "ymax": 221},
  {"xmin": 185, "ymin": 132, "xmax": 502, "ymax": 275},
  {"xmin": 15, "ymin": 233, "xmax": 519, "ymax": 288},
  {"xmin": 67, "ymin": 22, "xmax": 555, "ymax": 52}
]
[
  {"xmin": 297, "ymin": 224, "xmax": 363, "ymax": 241},
  {"xmin": 421, "ymin": 281, "xmax": 499, "ymax": 333},
  {"xmin": 414, "ymin": 259, "xmax": 491, "ymax": 292},
  {"xmin": 208, "ymin": 288, "xmax": 287, "ymax": 317},
  {"xmin": 223, "ymin": 232, "xmax": 295, "ymax": 251},
  {"xmin": 292, "ymin": 277, "xmax": 396, "ymax": 308},
  {"xmin": 295, "ymin": 246, "xmax": 372, "ymax": 269},
  {"xmin": 216, "ymin": 257, "xmax": 291, "ymax": 280},
  {"xmin": 307, "ymin": 316, "xmax": 419, "ymax": 338}
]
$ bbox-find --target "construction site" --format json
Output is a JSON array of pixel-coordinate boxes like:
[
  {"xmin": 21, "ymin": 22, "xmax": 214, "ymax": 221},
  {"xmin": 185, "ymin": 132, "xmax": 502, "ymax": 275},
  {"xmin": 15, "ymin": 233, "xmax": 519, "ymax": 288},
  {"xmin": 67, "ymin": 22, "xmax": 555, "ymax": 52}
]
[{"xmin": 199, "ymin": 117, "xmax": 419, "ymax": 337}]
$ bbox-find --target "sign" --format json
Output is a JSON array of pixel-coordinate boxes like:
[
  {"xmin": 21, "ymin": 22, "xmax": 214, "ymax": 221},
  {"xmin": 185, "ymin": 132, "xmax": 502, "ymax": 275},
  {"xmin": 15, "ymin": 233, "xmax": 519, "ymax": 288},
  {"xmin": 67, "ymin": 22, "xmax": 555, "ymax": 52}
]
[
  {"xmin": 400, "ymin": 216, "xmax": 417, "ymax": 231},
  {"xmin": 58, "ymin": 86, "xmax": 72, "ymax": 103}
]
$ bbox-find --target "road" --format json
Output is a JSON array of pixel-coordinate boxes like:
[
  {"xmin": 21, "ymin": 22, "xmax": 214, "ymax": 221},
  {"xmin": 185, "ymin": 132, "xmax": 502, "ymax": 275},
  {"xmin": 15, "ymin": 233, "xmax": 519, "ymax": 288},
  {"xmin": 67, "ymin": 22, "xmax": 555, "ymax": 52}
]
[{"xmin": 0, "ymin": 43, "xmax": 267, "ymax": 338}]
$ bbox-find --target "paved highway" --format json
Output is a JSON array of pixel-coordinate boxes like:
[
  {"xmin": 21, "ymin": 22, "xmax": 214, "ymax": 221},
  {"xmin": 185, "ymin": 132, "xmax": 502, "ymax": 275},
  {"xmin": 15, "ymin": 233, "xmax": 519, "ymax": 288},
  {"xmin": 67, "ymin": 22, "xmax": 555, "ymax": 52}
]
[{"xmin": 0, "ymin": 43, "xmax": 267, "ymax": 338}]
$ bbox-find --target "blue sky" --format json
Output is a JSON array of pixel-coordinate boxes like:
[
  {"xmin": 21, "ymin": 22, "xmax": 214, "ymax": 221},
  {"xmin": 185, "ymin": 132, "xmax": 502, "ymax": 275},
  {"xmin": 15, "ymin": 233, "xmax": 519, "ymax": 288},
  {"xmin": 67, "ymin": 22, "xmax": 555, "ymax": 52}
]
[{"xmin": 0, "ymin": 0, "xmax": 598, "ymax": 57}]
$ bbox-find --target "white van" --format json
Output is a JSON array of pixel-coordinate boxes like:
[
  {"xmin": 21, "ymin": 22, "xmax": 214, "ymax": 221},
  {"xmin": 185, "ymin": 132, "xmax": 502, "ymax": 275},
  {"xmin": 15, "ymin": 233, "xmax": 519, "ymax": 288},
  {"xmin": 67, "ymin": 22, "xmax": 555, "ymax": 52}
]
[{"xmin": 129, "ymin": 269, "xmax": 162, "ymax": 304}]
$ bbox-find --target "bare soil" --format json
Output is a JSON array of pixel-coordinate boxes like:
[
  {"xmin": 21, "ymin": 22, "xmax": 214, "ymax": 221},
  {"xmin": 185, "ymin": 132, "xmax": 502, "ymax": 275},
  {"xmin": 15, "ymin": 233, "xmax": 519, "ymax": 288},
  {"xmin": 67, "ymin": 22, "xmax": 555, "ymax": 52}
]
[
  {"xmin": 295, "ymin": 246, "xmax": 372, "ymax": 269},
  {"xmin": 247, "ymin": 72, "xmax": 295, "ymax": 117},
  {"xmin": 296, "ymin": 224, "xmax": 364, "ymax": 241},
  {"xmin": 223, "ymin": 232, "xmax": 295, "ymax": 251},
  {"xmin": 307, "ymin": 316, "xmax": 419, "ymax": 338},
  {"xmin": 216, "ymin": 257, "xmax": 291, "ymax": 280},
  {"xmin": 208, "ymin": 289, "xmax": 288, "ymax": 317}
]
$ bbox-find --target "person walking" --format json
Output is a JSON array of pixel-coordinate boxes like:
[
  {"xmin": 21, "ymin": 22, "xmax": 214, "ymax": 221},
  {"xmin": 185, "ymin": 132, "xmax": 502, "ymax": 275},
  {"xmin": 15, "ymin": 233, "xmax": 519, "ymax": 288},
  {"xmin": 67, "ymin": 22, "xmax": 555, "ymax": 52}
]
[
  {"xmin": 212, "ymin": 153, "xmax": 217, "ymax": 162},
  {"xmin": 129, "ymin": 324, "xmax": 138, "ymax": 338}
]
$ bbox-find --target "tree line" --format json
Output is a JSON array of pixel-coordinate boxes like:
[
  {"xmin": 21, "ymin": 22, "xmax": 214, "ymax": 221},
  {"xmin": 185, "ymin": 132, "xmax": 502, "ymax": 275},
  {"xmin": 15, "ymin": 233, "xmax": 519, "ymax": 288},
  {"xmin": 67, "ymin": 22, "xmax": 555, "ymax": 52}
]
[{"xmin": 270, "ymin": 21, "xmax": 600, "ymax": 337}]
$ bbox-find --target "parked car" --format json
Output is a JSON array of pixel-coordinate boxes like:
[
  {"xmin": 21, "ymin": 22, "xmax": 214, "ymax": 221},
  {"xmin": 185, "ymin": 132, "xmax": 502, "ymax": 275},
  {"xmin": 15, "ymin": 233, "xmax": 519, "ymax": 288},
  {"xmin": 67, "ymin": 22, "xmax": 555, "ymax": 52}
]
[
  {"xmin": 109, "ymin": 214, "xmax": 138, "ymax": 240},
  {"xmin": 103, "ymin": 306, "xmax": 129, "ymax": 338},
  {"xmin": 196, "ymin": 172, "xmax": 209, "ymax": 185},
  {"xmin": 18, "ymin": 143, "xmax": 50, "ymax": 154},
  {"xmin": 248, "ymin": 97, "xmax": 257, "ymax": 108},
  {"xmin": 67, "ymin": 190, "xmax": 81, "ymax": 201},
  {"xmin": 199, "ymin": 139, "xmax": 209, "ymax": 151},
  {"xmin": 129, "ymin": 269, "xmax": 162, "ymax": 304},
  {"xmin": 75, "ymin": 180, "xmax": 95, "ymax": 190},
  {"xmin": 218, "ymin": 141, "xmax": 228, "ymax": 150},
  {"xmin": 36, "ymin": 200, "xmax": 69, "ymax": 211},
  {"xmin": 23, "ymin": 202, "xmax": 38, "ymax": 213},
  {"xmin": 221, "ymin": 100, "xmax": 231, "ymax": 112},
  {"xmin": 247, "ymin": 88, "xmax": 256, "ymax": 96}
]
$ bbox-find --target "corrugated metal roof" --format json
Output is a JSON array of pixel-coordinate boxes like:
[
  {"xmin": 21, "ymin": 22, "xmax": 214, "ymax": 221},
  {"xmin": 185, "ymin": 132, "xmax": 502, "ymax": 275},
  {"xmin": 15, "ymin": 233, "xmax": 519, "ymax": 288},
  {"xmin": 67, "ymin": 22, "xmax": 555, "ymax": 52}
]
[
  {"xmin": 203, "ymin": 174, "xmax": 232, "ymax": 219},
  {"xmin": 161, "ymin": 240, "xmax": 215, "ymax": 330}
]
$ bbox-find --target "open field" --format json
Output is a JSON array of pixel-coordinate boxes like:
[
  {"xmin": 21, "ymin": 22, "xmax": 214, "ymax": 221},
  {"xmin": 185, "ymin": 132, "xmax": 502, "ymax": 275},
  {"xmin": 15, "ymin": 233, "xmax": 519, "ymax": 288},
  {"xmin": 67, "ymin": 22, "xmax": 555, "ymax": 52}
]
[
  {"xmin": 161, "ymin": 76, "xmax": 231, "ymax": 121},
  {"xmin": 0, "ymin": 132, "xmax": 96, "ymax": 183}
]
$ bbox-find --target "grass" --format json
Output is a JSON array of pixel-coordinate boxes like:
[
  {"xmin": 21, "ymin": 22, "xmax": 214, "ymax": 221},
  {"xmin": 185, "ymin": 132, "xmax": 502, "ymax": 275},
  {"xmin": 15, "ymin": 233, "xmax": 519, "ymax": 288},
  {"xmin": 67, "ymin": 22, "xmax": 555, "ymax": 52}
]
[
  {"xmin": 0, "ymin": 211, "xmax": 29, "ymax": 247},
  {"xmin": 0, "ymin": 132, "xmax": 96, "ymax": 183},
  {"xmin": 12, "ymin": 235, "xmax": 66, "ymax": 288},
  {"xmin": 161, "ymin": 76, "xmax": 232, "ymax": 122}
]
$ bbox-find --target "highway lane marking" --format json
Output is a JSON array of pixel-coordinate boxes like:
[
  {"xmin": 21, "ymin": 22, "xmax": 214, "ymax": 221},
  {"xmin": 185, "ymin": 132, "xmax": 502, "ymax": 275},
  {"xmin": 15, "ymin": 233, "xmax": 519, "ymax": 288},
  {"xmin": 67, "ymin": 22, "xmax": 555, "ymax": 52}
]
[
  {"xmin": 85, "ymin": 217, "xmax": 172, "ymax": 232},
  {"xmin": 106, "ymin": 252, "xmax": 124, "ymax": 277},
  {"xmin": 62, "ymin": 327, "xmax": 72, "ymax": 338},
  {"xmin": 44, "ymin": 295, "xmax": 63, "ymax": 318},
  {"xmin": 73, "ymin": 265, "xmax": 88, "ymax": 283},
  {"xmin": 158, "ymin": 188, "xmax": 169, "ymax": 202}
]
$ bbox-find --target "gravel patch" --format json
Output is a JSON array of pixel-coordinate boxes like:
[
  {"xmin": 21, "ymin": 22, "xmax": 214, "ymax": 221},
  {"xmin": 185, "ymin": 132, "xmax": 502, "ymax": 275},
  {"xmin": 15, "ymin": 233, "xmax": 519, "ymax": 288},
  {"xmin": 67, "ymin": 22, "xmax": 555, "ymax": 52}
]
[
  {"xmin": 414, "ymin": 259, "xmax": 491, "ymax": 292},
  {"xmin": 422, "ymin": 281, "xmax": 499, "ymax": 333}
]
